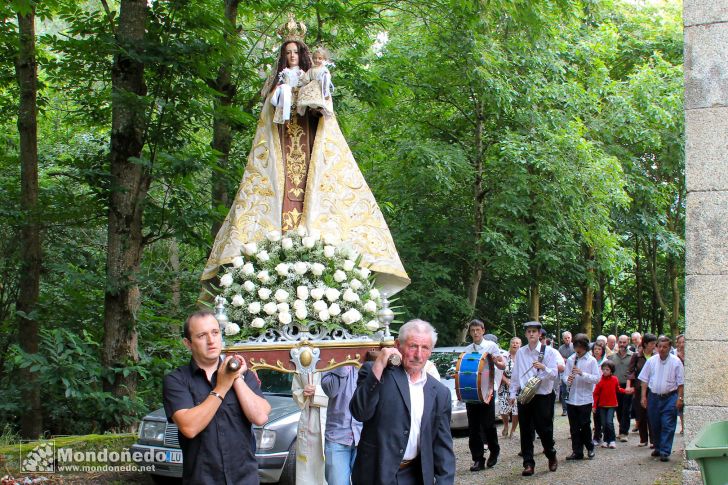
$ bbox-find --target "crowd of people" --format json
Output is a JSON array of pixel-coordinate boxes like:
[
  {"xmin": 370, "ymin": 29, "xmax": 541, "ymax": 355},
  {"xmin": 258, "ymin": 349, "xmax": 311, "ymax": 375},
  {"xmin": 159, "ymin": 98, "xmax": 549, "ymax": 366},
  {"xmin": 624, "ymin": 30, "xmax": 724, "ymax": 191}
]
[{"xmin": 162, "ymin": 310, "xmax": 684, "ymax": 484}]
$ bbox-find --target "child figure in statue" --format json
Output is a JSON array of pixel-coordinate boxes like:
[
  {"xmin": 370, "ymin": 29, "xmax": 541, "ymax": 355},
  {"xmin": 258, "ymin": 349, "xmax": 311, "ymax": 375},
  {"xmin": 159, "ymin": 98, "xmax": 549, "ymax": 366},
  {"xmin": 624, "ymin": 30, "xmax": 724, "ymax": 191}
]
[{"xmin": 297, "ymin": 46, "xmax": 334, "ymax": 117}]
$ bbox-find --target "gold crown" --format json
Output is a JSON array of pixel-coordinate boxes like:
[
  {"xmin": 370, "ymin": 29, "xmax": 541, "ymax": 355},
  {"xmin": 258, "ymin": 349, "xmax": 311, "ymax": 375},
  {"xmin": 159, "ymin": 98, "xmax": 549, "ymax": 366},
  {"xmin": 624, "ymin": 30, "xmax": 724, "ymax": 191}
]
[{"xmin": 276, "ymin": 14, "xmax": 307, "ymax": 42}]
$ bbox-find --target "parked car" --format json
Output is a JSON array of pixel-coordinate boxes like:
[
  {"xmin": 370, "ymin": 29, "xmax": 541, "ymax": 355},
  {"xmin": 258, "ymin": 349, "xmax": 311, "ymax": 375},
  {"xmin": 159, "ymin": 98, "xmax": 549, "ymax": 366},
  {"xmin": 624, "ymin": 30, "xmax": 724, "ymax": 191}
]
[{"xmin": 131, "ymin": 370, "xmax": 299, "ymax": 484}]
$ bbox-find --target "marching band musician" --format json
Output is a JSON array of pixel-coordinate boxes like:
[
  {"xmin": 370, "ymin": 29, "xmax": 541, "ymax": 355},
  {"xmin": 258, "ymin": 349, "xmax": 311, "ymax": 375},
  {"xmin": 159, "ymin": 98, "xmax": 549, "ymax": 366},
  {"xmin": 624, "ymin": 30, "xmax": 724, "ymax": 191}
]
[
  {"xmin": 562, "ymin": 334, "xmax": 601, "ymax": 461},
  {"xmin": 462, "ymin": 320, "xmax": 506, "ymax": 472},
  {"xmin": 509, "ymin": 321, "xmax": 561, "ymax": 476}
]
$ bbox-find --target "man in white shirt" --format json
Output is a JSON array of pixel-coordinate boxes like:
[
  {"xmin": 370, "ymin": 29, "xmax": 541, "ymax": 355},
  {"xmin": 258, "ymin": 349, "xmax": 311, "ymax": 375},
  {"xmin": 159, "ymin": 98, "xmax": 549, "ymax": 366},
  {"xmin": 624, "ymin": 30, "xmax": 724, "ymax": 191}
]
[
  {"xmin": 462, "ymin": 320, "xmax": 505, "ymax": 471},
  {"xmin": 638, "ymin": 336, "xmax": 684, "ymax": 462},
  {"xmin": 509, "ymin": 321, "xmax": 561, "ymax": 476},
  {"xmin": 562, "ymin": 334, "xmax": 600, "ymax": 460}
]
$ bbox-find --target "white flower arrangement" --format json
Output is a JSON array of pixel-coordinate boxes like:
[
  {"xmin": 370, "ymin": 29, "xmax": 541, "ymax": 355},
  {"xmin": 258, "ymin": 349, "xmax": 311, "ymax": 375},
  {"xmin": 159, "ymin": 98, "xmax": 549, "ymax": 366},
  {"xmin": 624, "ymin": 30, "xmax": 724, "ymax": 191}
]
[{"xmin": 215, "ymin": 229, "xmax": 382, "ymax": 340}]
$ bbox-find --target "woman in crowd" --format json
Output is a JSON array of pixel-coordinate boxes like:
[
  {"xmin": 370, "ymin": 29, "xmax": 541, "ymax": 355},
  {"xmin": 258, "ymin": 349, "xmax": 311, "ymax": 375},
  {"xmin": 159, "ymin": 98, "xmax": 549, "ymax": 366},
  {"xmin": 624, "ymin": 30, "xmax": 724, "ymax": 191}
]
[
  {"xmin": 627, "ymin": 333, "xmax": 657, "ymax": 447},
  {"xmin": 498, "ymin": 337, "xmax": 521, "ymax": 437},
  {"xmin": 591, "ymin": 340, "xmax": 607, "ymax": 446}
]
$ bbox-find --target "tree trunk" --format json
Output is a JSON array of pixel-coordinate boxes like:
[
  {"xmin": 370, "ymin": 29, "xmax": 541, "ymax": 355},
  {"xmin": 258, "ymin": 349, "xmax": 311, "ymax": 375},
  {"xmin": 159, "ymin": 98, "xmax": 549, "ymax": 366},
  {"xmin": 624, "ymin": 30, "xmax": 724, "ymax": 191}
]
[
  {"xmin": 528, "ymin": 280, "xmax": 540, "ymax": 321},
  {"xmin": 15, "ymin": 7, "xmax": 42, "ymax": 439},
  {"xmin": 169, "ymin": 238, "xmax": 180, "ymax": 313},
  {"xmin": 635, "ymin": 236, "xmax": 644, "ymax": 334},
  {"xmin": 581, "ymin": 246, "xmax": 595, "ymax": 338},
  {"xmin": 594, "ymin": 272, "xmax": 605, "ymax": 336},
  {"xmin": 210, "ymin": 0, "xmax": 241, "ymax": 238},
  {"xmin": 103, "ymin": 0, "xmax": 148, "ymax": 426},
  {"xmin": 459, "ymin": 101, "xmax": 485, "ymax": 344}
]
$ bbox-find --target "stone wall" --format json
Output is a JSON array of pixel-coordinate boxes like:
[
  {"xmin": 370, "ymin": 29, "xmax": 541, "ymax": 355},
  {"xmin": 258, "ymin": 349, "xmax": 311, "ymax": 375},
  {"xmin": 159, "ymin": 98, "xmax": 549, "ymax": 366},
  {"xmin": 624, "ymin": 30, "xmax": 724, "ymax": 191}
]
[{"xmin": 684, "ymin": 0, "xmax": 728, "ymax": 482}]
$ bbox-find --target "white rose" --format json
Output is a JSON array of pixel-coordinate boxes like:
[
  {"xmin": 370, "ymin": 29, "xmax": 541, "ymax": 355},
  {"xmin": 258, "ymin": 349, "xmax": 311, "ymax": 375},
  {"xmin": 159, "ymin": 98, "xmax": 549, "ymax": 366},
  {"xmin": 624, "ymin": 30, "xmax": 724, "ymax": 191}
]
[
  {"xmin": 266, "ymin": 230, "xmax": 281, "ymax": 242},
  {"xmin": 296, "ymin": 226, "xmax": 308, "ymax": 237},
  {"xmin": 308, "ymin": 229, "xmax": 321, "ymax": 241},
  {"xmin": 310, "ymin": 287, "xmax": 325, "ymax": 300},
  {"xmin": 323, "ymin": 245, "xmax": 336, "ymax": 258},
  {"xmin": 334, "ymin": 270, "xmax": 347, "ymax": 283},
  {"xmin": 257, "ymin": 270, "xmax": 270, "ymax": 284},
  {"xmin": 242, "ymin": 242, "xmax": 258, "ymax": 256},
  {"xmin": 347, "ymin": 248, "xmax": 359, "ymax": 260},
  {"xmin": 232, "ymin": 256, "xmax": 245, "ymax": 268},
  {"xmin": 369, "ymin": 288, "xmax": 380, "ymax": 299},
  {"xmin": 325, "ymin": 287, "xmax": 341, "ymax": 302},
  {"xmin": 296, "ymin": 286, "xmax": 309, "ymax": 300},
  {"xmin": 242, "ymin": 263, "xmax": 255, "ymax": 275},
  {"xmin": 276, "ymin": 302, "xmax": 290, "ymax": 313},
  {"xmin": 293, "ymin": 262, "xmax": 308, "ymax": 275},
  {"xmin": 256, "ymin": 250, "xmax": 270, "ymax": 262},
  {"xmin": 295, "ymin": 307, "xmax": 308, "ymax": 320},
  {"xmin": 323, "ymin": 233, "xmax": 340, "ymax": 245},
  {"xmin": 225, "ymin": 322, "xmax": 241, "ymax": 335},
  {"xmin": 251, "ymin": 317, "xmax": 265, "ymax": 328},
  {"xmin": 243, "ymin": 280, "xmax": 256, "ymax": 293},
  {"xmin": 343, "ymin": 288, "xmax": 360, "ymax": 303},
  {"xmin": 302, "ymin": 236, "xmax": 316, "ymax": 248},
  {"xmin": 275, "ymin": 263, "xmax": 289, "ymax": 276},
  {"xmin": 231, "ymin": 294, "xmax": 245, "ymax": 307},
  {"xmin": 263, "ymin": 302, "xmax": 278, "ymax": 315},
  {"xmin": 274, "ymin": 289, "xmax": 289, "ymax": 302},
  {"xmin": 364, "ymin": 300, "xmax": 377, "ymax": 312},
  {"xmin": 328, "ymin": 303, "xmax": 342, "ymax": 316},
  {"xmin": 310, "ymin": 263, "xmax": 325, "ymax": 276},
  {"xmin": 343, "ymin": 259, "xmax": 355, "ymax": 271},
  {"xmin": 341, "ymin": 308, "xmax": 363, "ymax": 325},
  {"xmin": 358, "ymin": 267, "xmax": 371, "ymax": 279},
  {"xmin": 318, "ymin": 309, "xmax": 331, "ymax": 322},
  {"xmin": 248, "ymin": 301, "xmax": 261, "ymax": 314},
  {"xmin": 258, "ymin": 287, "xmax": 272, "ymax": 300},
  {"xmin": 293, "ymin": 299, "xmax": 306, "ymax": 311},
  {"xmin": 219, "ymin": 273, "xmax": 234, "ymax": 287},
  {"xmin": 281, "ymin": 237, "xmax": 294, "ymax": 250},
  {"xmin": 313, "ymin": 300, "xmax": 328, "ymax": 312},
  {"xmin": 365, "ymin": 320, "xmax": 380, "ymax": 331},
  {"xmin": 278, "ymin": 312, "xmax": 292, "ymax": 325},
  {"xmin": 350, "ymin": 279, "xmax": 362, "ymax": 290}
]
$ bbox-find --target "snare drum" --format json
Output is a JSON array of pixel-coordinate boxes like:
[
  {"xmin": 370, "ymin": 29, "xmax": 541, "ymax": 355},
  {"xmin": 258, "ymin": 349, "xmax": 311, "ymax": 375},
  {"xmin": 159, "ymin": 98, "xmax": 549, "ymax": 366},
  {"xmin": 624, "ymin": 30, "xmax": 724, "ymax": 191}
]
[{"xmin": 455, "ymin": 352, "xmax": 495, "ymax": 403}]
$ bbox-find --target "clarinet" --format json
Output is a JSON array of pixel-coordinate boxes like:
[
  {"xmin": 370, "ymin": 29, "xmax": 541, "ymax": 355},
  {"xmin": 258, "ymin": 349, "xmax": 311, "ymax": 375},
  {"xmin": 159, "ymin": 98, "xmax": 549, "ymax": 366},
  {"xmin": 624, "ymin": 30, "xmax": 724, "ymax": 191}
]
[{"xmin": 564, "ymin": 354, "xmax": 580, "ymax": 402}]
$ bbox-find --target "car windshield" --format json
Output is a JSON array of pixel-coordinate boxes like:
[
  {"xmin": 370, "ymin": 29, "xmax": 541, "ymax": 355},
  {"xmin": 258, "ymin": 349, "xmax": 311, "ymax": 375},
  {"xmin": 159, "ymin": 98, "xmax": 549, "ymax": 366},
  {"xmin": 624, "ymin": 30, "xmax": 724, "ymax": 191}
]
[
  {"xmin": 256, "ymin": 369, "xmax": 294, "ymax": 395},
  {"xmin": 431, "ymin": 351, "xmax": 460, "ymax": 379}
]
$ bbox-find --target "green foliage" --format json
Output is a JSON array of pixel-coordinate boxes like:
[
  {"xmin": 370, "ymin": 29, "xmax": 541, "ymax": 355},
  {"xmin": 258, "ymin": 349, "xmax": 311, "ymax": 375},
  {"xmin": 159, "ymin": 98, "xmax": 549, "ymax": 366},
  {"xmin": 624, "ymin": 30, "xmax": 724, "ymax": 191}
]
[{"xmin": 0, "ymin": 0, "xmax": 684, "ymax": 435}]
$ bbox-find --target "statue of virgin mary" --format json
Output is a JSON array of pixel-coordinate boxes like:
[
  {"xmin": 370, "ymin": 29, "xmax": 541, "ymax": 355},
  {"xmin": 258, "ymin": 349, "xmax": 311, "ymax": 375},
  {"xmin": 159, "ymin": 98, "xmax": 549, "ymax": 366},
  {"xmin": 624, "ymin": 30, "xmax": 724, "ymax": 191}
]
[{"xmin": 201, "ymin": 16, "xmax": 410, "ymax": 296}]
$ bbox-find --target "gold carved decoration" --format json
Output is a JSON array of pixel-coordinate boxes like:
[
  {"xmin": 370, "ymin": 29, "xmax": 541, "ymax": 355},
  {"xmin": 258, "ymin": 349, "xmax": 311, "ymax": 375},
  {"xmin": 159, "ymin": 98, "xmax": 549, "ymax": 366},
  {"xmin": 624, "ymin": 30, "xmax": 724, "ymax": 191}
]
[
  {"xmin": 284, "ymin": 116, "xmax": 307, "ymax": 201},
  {"xmin": 248, "ymin": 357, "xmax": 296, "ymax": 374},
  {"xmin": 318, "ymin": 354, "xmax": 363, "ymax": 372}
]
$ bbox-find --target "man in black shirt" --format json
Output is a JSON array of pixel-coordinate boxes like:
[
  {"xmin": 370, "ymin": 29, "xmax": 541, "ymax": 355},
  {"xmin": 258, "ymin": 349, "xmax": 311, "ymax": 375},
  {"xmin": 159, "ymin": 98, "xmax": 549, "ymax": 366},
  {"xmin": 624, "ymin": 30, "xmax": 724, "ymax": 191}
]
[{"xmin": 163, "ymin": 310, "xmax": 271, "ymax": 484}]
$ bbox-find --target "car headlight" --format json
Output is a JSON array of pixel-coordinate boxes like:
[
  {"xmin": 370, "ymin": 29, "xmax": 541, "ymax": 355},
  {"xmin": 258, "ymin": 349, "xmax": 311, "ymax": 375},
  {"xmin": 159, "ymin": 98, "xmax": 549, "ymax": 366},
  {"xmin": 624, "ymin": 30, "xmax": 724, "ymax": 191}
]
[
  {"xmin": 139, "ymin": 420, "xmax": 166, "ymax": 445},
  {"xmin": 253, "ymin": 429, "xmax": 277, "ymax": 451}
]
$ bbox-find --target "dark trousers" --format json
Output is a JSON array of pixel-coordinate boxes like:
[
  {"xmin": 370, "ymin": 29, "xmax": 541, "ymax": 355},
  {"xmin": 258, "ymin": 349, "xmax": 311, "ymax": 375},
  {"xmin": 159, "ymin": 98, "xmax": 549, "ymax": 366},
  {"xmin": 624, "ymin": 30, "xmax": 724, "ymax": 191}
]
[
  {"xmin": 616, "ymin": 389, "xmax": 633, "ymax": 436},
  {"xmin": 599, "ymin": 407, "xmax": 616, "ymax": 443},
  {"xmin": 466, "ymin": 400, "xmax": 500, "ymax": 462},
  {"xmin": 647, "ymin": 390, "xmax": 678, "ymax": 457},
  {"xmin": 559, "ymin": 381, "xmax": 569, "ymax": 414},
  {"xmin": 593, "ymin": 408, "xmax": 602, "ymax": 442},
  {"xmin": 567, "ymin": 403, "xmax": 593, "ymax": 457},
  {"xmin": 632, "ymin": 386, "xmax": 653, "ymax": 444},
  {"xmin": 395, "ymin": 456, "xmax": 423, "ymax": 485},
  {"xmin": 517, "ymin": 394, "xmax": 556, "ymax": 468}
]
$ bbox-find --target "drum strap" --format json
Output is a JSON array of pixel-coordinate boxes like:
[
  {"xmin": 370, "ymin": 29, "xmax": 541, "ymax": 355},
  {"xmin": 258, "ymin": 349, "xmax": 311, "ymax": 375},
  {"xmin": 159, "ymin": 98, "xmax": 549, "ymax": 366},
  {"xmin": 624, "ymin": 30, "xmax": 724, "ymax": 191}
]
[{"xmin": 520, "ymin": 343, "xmax": 547, "ymax": 379}]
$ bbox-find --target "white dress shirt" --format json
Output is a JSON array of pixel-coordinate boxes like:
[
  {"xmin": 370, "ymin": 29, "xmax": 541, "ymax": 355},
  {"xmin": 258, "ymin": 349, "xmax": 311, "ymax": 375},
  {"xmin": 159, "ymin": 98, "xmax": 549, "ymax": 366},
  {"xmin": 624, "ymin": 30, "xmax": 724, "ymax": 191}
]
[
  {"xmin": 638, "ymin": 353, "xmax": 685, "ymax": 395},
  {"xmin": 509, "ymin": 342, "xmax": 560, "ymax": 400},
  {"xmin": 403, "ymin": 371, "xmax": 427, "ymax": 460},
  {"xmin": 464, "ymin": 340, "xmax": 503, "ymax": 388},
  {"xmin": 561, "ymin": 352, "xmax": 600, "ymax": 405}
]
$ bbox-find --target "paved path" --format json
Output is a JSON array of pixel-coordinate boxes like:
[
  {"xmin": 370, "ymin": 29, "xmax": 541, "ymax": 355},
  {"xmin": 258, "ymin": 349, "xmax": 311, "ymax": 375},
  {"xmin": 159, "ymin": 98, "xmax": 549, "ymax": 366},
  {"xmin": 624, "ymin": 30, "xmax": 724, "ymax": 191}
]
[{"xmin": 454, "ymin": 412, "xmax": 684, "ymax": 485}]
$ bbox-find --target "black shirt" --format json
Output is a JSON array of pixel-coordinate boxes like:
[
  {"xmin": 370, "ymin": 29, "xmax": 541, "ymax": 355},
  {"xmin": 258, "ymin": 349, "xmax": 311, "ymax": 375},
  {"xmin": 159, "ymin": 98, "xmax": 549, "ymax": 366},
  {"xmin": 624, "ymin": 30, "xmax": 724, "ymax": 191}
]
[{"xmin": 163, "ymin": 358, "xmax": 264, "ymax": 485}]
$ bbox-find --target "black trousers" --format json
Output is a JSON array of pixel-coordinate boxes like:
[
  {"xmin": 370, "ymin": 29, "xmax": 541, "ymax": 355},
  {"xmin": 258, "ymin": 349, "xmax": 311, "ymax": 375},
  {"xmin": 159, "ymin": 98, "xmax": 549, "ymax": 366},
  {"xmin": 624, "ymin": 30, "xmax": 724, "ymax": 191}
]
[
  {"xmin": 616, "ymin": 389, "xmax": 633, "ymax": 436},
  {"xmin": 465, "ymin": 399, "xmax": 500, "ymax": 462},
  {"xmin": 567, "ymin": 403, "xmax": 594, "ymax": 456},
  {"xmin": 517, "ymin": 394, "xmax": 556, "ymax": 467},
  {"xmin": 395, "ymin": 457, "xmax": 423, "ymax": 485}
]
